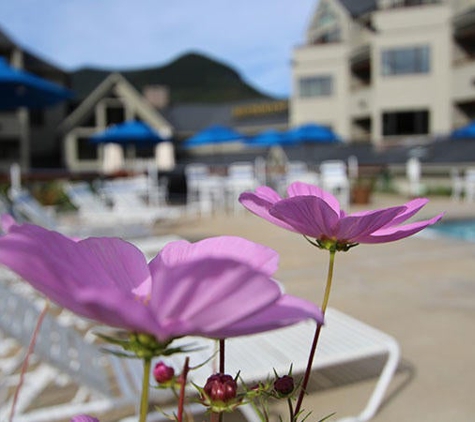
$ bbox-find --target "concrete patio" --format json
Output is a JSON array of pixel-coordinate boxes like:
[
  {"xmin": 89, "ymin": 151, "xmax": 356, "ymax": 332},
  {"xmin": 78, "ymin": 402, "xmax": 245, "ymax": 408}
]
[{"xmin": 167, "ymin": 193, "xmax": 475, "ymax": 422}]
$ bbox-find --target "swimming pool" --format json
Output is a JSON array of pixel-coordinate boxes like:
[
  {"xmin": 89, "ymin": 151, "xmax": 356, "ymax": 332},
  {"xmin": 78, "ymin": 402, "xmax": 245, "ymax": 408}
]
[{"xmin": 426, "ymin": 219, "xmax": 475, "ymax": 242}]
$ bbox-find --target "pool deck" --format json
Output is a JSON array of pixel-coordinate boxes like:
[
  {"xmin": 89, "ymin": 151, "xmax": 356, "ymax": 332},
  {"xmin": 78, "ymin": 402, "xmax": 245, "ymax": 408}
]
[
  {"xmin": 167, "ymin": 193, "xmax": 475, "ymax": 422},
  {"xmin": 3, "ymin": 193, "xmax": 474, "ymax": 422}
]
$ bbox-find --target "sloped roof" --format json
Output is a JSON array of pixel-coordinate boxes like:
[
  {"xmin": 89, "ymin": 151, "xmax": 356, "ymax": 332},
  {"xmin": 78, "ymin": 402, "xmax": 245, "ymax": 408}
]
[
  {"xmin": 59, "ymin": 72, "xmax": 172, "ymax": 138},
  {"xmin": 338, "ymin": 0, "xmax": 377, "ymax": 17}
]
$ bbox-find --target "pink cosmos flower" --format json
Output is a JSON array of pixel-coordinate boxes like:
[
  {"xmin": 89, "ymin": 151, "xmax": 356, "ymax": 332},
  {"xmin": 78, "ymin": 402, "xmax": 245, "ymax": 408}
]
[
  {"xmin": 0, "ymin": 219, "xmax": 322, "ymax": 342},
  {"xmin": 70, "ymin": 416, "xmax": 100, "ymax": 422},
  {"xmin": 239, "ymin": 182, "xmax": 443, "ymax": 250}
]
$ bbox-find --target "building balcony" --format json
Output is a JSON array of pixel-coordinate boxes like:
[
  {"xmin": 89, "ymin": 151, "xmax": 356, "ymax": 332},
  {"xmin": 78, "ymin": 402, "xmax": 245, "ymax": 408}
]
[
  {"xmin": 452, "ymin": 60, "xmax": 475, "ymax": 102},
  {"xmin": 349, "ymin": 87, "xmax": 372, "ymax": 119},
  {"xmin": 349, "ymin": 29, "xmax": 372, "ymax": 64}
]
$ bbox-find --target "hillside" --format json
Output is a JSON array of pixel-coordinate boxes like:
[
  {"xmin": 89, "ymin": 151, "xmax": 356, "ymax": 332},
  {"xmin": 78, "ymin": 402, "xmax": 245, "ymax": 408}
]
[{"xmin": 70, "ymin": 52, "xmax": 272, "ymax": 103}]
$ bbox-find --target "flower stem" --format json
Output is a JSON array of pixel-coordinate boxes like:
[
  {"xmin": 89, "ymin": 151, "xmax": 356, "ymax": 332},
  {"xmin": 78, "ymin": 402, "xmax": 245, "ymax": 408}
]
[
  {"xmin": 287, "ymin": 397, "xmax": 294, "ymax": 422},
  {"xmin": 321, "ymin": 249, "xmax": 336, "ymax": 314},
  {"xmin": 9, "ymin": 301, "xmax": 50, "ymax": 422},
  {"xmin": 139, "ymin": 358, "xmax": 151, "ymax": 422},
  {"xmin": 293, "ymin": 249, "xmax": 336, "ymax": 419},
  {"xmin": 177, "ymin": 357, "xmax": 190, "ymax": 422},
  {"xmin": 219, "ymin": 339, "xmax": 225, "ymax": 373}
]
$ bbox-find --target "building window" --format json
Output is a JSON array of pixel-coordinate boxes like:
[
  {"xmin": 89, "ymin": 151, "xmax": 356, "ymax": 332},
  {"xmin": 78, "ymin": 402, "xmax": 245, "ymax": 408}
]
[
  {"xmin": 29, "ymin": 109, "xmax": 45, "ymax": 126},
  {"xmin": 382, "ymin": 110, "xmax": 429, "ymax": 136},
  {"xmin": 76, "ymin": 137, "xmax": 98, "ymax": 160},
  {"xmin": 106, "ymin": 106, "xmax": 125, "ymax": 125},
  {"xmin": 381, "ymin": 46, "xmax": 430, "ymax": 76},
  {"xmin": 0, "ymin": 139, "xmax": 20, "ymax": 160},
  {"xmin": 299, "ymin": 76, "xmax": 333, "ymax": 98}
]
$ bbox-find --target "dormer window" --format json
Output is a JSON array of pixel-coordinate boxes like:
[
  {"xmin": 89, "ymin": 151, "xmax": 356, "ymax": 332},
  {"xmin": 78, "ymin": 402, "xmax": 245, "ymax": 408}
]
[{"xmin": 308, "ymin": 0, "xmax": 342, "ymax": 44}]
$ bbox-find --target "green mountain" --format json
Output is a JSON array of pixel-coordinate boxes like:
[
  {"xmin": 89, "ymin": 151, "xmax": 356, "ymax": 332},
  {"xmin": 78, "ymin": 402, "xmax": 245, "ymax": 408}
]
[{"xmin": 70, "ymin": 52, "xmax": 272, "ymax": 103}]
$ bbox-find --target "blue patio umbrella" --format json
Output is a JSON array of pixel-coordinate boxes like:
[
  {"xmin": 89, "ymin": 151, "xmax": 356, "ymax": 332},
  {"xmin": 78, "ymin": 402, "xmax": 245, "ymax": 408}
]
[
  {"xmin": 0, "ymin": 57, "xmax": 73, "ymax": 109},
  {"xmin": 184, "ymin": 125, "xmax": 244, "ymax": 149},
  {"xmin": 287, "ymin": 123, "xmax": 340, "ymax": 143},
  {"xmin": 245, "ymin": 129, "xmax": 296, "ymax": 148},
  {"xmin": 450, "ymin": 121, "xmax": 475, "ymax": 139},
  {"xmin": 90, "ymin": 120, "xmax": 168, "ymax": 146}
]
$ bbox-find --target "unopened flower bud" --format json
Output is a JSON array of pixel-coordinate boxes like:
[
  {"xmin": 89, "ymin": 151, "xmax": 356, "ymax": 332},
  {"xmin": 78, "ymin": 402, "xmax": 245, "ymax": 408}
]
[
  {"xmin": 203, "ymin": 373, "xmax": 237, "ymax": 403},
  {"xmin": 274, "ymin": 375, "xmax": 294, "ymax": 396},
  {"xmin": 153, "ymin": 361, "xmax": 175, "ymax": 384},
  {"xmin": 70, "ymin": 416, "xmax": 100, "ymax": 422}
]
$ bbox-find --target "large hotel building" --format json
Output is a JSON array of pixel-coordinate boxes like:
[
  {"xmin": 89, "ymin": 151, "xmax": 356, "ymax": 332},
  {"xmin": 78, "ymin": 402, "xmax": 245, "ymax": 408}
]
[{"xmin": 291, "ymin": 0, "xmax": 475, "ymax": 145}]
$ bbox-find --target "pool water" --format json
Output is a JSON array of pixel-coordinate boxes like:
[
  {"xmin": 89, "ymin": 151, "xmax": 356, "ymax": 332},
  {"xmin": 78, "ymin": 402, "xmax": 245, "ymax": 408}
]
[{"xmin": 428, "ymin": 219, "xmax": 475, "ymax": 242}]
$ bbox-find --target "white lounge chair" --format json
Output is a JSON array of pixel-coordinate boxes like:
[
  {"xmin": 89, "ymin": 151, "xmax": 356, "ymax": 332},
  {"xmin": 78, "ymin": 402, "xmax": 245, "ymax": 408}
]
[
  {"xmin": 0, "ymin": 273, "xmax": 399, "ymax": 422},
  {"xmin": 99, "ymin": 183, "xmax": 181, "ymax": 224},
  {"xmin": 0, "ymin": 279, "xmax": 255, "ymax": 422},
  {"xmin": 7, "ymin": 188, "xmax": 182, "ymax": 258},
  {"xmin": 168, "ymin": 308, "xmax": 400, "ymax": 422}
]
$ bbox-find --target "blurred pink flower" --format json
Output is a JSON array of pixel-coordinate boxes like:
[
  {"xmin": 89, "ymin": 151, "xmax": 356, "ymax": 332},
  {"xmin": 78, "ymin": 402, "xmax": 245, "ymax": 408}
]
[
  {"xmin": 70, "ymin": 416, "xmax": 100, "ymax": 422},
  {"xmin": 0, "ymin": 220, "xmax": 322, "ymax": 341},
  {"xmin": 239, "ymin": 182, "xmax": 443, "ymax": 250}
]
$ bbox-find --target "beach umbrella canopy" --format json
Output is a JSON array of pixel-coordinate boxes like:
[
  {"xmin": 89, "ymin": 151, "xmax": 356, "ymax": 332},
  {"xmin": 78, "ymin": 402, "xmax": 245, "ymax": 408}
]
[
  {"xmin": 0, "ymin": 57, "xmax": 73, "ymax": 109},
  {"xmin": 450, "ymin": 121, "xmax": 475, "ymax": 139},
  {"xmin": 90, "ymin": 120, "xmax": 168, "ymax": 146},
  {"xmin": 287, "ymin": 123, "xmax": 340, "ymax": 143},
  {"xmin": 245, "ymin": 129, "xmax": 296, "ymax": 148},
  {"xmin": 184, "ymin": 125, "xmax": 244, "ymax": 148}
]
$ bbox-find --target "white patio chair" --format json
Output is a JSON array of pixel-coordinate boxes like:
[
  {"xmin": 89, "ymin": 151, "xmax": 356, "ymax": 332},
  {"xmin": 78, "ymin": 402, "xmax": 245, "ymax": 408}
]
[
  {"xmin": 450, "ymin": 168, "xmax": 464, "ymax": 201},
  {"xmin": 406, "ymin": 157, "xmax": 423, "ymax": 197},
  {"xmin": 225, "ymin": 162, "xmax": 259, "ymax": 214},
  {"xmin": 278, "ymin": 161, "xmax": 319, "ymax": 193},
  {"xmin": 185, "ymin": 163, "xmax": 225, "ymax": 216},
  {"xmin": 320, "ymin": 160, "xmax": 350, "ymax": 207},
  {"xmin": 464, "ymin": 167, "xmax": 475, "ymax": 202}
]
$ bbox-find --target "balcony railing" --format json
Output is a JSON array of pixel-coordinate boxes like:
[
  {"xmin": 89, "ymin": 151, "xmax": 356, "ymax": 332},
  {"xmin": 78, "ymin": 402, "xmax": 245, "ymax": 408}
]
[
  {"xmin": 349, "ymin": 87, "xmax": 372, "ymax": 118},
  {"xmin": 452, "ymin": 60, "xmax": 475, "ymax": 101}
]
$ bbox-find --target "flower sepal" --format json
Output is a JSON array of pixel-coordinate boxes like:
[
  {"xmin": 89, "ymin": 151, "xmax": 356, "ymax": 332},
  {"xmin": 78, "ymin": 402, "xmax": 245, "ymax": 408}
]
[
  {"xmin": 305, "ymin": 235, "xmax": 359, "ymax": 252},
  {"xmin": 95, "ymin": 330, "xmax": 198, "ymax": 360}
]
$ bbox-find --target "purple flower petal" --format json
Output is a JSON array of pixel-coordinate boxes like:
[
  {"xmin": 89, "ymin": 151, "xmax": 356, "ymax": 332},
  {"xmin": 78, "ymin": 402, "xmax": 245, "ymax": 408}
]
[
  {"xmin": 241, "ymin": 182, "xmax": 443, "ymax": 247},
  {"xmin": 158, "ymin": 236, "xmax": 279, "ymax": 276},
  {"xmin": 270, "ymin": 196, "xmax": 340, "ymax": 238},
  {"xmin": 0, "ymin": 221, "xmax": 320, "ymax": 342},
  {"xmin": 211, "ymin": 294, "xmax": 324, "ymax": 338},
  {"xmin": 358, "ymin": 213, "xmax": 444, "ymax": 243},
  {"xmin": 383, "ymin": 198, "xmax": 429, "ymax": 227},
  {"xmin": 287, "ymin": 182, "xmax": 341, "ymax": 215},
  {"xmin": 336, "ymin": 206, "xmax": 406, "ymax": 242},
  {"xmin": 239, "ymin": 189, "xmax": 297, "ymax": 232},
  {"xmin": 148, "ymin": 258, "xmax": 282, "ymax": 339},
  {"xmin": 1, "ymin": 214, "xmax": 16, "ymax": 233}
]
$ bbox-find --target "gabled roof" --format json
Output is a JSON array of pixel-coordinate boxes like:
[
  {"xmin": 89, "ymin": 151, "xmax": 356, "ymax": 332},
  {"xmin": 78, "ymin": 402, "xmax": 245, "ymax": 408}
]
[
  {"xmin": 338, "ymin": 0, "xmax": 377, "ymax": 17},
  {"xmin": 59, "ymin": 73, "xmax": 172, "ymax": 138}
]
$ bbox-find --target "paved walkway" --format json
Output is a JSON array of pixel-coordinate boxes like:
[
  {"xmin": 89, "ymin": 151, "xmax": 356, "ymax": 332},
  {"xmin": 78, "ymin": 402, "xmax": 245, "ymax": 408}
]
[{"xmin": 169, "ymin": 193, "xmax": 475, "ymax": 422}]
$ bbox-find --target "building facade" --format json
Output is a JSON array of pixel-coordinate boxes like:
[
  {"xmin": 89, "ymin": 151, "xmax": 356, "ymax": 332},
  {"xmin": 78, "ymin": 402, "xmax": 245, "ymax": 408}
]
[
  {"xmin": 0, "ymin": 29, "xmax": 71, "ymax": 171},
  {"xmin": 291, "ymin": 0, "xmax": 475, "ymax": 145}
]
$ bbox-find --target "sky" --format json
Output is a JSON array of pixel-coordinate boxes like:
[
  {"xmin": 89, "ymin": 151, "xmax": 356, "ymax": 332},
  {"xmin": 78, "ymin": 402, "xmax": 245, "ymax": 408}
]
[{"xmin": 0, "ymin": 0, "xmax": 318, "ymax": 98}]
